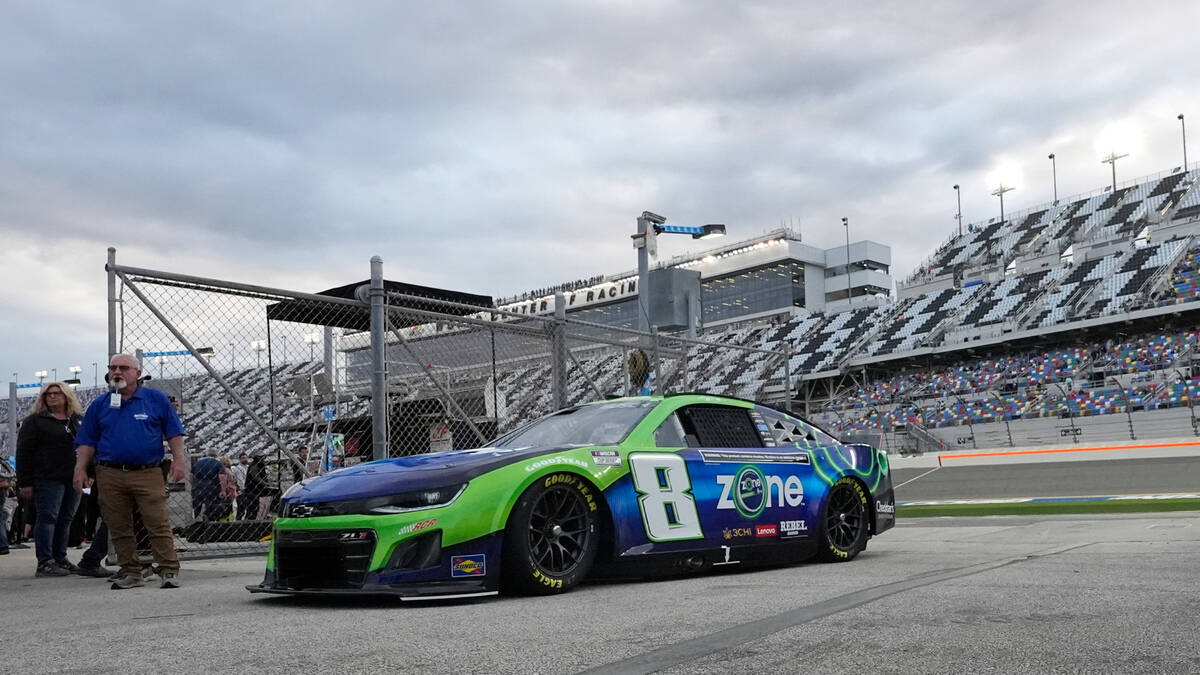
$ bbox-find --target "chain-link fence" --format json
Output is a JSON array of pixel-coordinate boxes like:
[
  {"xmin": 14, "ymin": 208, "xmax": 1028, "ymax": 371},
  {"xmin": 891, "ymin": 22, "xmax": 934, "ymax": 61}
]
[{"xmin": 101, "ymin": 250, "xmax": 789, "ymax": 558}]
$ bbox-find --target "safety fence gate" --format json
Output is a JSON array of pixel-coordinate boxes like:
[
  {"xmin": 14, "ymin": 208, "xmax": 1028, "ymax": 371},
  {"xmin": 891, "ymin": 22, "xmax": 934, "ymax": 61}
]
[{"xmin": 92, "ymin": 249, "xmax": 789, "ymax": 558}]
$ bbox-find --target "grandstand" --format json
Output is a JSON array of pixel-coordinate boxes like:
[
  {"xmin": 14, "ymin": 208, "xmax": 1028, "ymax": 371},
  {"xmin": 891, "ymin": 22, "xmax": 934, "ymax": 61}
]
[{"xmin": 5, "ymin": 164, "xmax": 1200, "ymax": 462}]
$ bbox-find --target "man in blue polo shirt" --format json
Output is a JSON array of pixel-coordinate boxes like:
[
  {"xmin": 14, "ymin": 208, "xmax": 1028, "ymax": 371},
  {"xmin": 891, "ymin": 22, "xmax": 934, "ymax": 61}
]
[{"xmin": 73, "ymin": 354, "xmax": 187, "ymax": 590}]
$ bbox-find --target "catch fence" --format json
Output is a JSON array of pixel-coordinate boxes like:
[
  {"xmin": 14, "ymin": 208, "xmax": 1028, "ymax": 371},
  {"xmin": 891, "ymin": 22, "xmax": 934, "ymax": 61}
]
[{"xmin": 99, "ymin": 249, "xmax": 788, "ymax": 557}]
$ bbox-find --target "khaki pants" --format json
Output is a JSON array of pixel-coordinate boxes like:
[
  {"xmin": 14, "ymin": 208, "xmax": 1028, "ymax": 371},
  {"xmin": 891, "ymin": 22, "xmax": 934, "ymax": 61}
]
[{"xmin": 96, "ymin": 466, "xmax": 180, "ymax": 576}]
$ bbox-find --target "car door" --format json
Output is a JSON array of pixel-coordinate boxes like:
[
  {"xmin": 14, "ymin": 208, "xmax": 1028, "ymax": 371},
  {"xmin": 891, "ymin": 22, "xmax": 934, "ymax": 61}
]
[{"xmin": 618, "ymin": 403, "xmax": 815, "ymax": 554}]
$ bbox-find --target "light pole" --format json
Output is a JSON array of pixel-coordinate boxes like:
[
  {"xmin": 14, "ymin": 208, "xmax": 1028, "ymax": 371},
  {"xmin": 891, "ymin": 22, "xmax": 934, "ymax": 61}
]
[
  {"xmin": 92, "ymin": 362, "xmax": 98, "ymax": 387},
  {"xmin": 991, "ymin": 183, "xmax": 1015, "ymax": 226},
  {"xmin": 35, "ymin": 370, "xmax": 47, "ymax": 384},
  {"xmin": 68, "ymin": 365, "xmax": 82, "ymax": 387},
  {"xmin": 12, "ymin": 372, "xmax": 17, "ymax": 387},
  {"xmin": 52, "ymin": 367, "xmax": 57, "ymax": 381},
  {"xmin": 842, "ymin": 217, "xmax": 852, "ymax": 307},
  {"xmin": 304, "ymin": 333, "xmax": 320, "ymax": 362},
  {"xmin": 229, "ymin": 342, "xmax": 236, "ymax": 371},
  {"xmin": 1048, "ymin": 153, "xmax": 1058, "ymax": 202},
  {"xmin": 953, "ymin": 185, "xmax": 962, "ymax": 237},
  {"xmin": 251, "ymin": 340, "xmax": 266, "ymax": 369},
  {"xmin": 632, "ymin": 212, "xmax": 725, "ymax": 333},
  {"xmin": 1101, "ymin": 151, "xmax": 1128, "ymax": 193},
  {"xmin": 1180, "ymin": 114, "xmax": 1189, "ymax": 170}
]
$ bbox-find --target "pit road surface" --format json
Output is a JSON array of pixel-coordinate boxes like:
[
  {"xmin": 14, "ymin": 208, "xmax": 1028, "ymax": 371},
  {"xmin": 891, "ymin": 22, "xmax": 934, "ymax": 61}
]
[
  {"xmin": 893, "ymin": 455, "xmax": 1200, "ymax": 502},
  {"xmin": 3, "ymin": 511, "xmax": 1198, "ymax": 674}
]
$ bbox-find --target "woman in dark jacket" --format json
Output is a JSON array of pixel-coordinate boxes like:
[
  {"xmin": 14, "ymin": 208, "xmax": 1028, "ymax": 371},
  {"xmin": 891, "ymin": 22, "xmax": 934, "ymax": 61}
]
[{"xmin": 16, "ymin": 382, "xmax": 83, "ymax": 577}]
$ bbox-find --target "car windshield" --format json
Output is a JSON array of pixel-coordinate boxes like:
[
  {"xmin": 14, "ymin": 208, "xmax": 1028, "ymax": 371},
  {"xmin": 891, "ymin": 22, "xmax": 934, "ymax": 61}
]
[{"xmin": 493, "ymin": 399, "xmax": 657, "ymax": 448}]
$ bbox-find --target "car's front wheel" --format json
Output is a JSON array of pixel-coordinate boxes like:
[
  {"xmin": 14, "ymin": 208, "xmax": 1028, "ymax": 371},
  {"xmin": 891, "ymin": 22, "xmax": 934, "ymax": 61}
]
[
  {"xmin": 503, "ymin": 472, "xmax": 599, "ymax": 594},
  {"xmin": 816, "ymin": 477, "xmax": 870, "ymax": 562}
]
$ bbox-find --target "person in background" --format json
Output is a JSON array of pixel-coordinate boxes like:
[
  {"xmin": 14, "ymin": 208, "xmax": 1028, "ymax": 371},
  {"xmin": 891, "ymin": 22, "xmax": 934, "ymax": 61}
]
[
  {"xmin": 0, "ymin": 475, "xmax": 9, "ymax": 555},
  {"xmin": 245, "ymin": 454, "xmax": 272, "ymax": 519},
  {"xmin": 17, "ymin": 382, "xmax": 84, "ymax": 577},
  {"xmin": 73, "ymin": 354, "xmax": 187, "ymax": 590},
  {"xmin": 191, "ymin": 451, "xmax": 224, "ymax": 521},
  {"xmin": 218, "ymin": 455, "xmax": 238, "ymax": 520},
  {"xmin": 231, "ymin": 452, "xmax": 249, "ymax": 519}
]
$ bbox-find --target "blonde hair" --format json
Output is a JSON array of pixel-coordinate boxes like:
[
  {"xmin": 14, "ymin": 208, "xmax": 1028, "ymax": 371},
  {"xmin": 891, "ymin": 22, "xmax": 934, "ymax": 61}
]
[
  {"xmin": 31, "ymin": 382, "xmax": 83, "ymax": 418},
  {"xmin": 220, "ymin": 456, "xmax": 232, "ymax": 468}
]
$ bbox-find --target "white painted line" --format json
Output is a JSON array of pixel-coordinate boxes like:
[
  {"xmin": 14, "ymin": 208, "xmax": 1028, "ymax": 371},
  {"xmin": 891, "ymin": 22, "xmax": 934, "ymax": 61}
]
[{"xmin": 894, "ymin": 466, "xmax": 940, "ymax": 490}]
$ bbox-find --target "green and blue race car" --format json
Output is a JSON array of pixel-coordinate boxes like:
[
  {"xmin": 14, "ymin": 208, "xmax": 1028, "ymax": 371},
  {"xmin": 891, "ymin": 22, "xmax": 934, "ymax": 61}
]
[{"xmin": 247, "ymin": 394, "xmax": 895, "ymax": 600}]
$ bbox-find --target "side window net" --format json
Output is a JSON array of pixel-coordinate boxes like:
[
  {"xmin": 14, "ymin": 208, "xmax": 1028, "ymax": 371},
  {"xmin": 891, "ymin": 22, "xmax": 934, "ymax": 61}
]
[{"xmin": 677, "ymin": 405, "xmax": 763, "ymax": 448}]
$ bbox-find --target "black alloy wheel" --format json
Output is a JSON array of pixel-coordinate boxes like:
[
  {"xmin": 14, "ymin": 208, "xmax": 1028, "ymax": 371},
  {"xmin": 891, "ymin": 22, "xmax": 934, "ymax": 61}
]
[
  {"xmin": 503, "ymin": 473, "xmax": 599, "ymax": 594},
  {"xmin": 527, "ymin": 483, "xmax": 594, "ymax": 575},
  {"xmin": 816, "ymin": 477, "xmax": 870, "ymax": 562}
]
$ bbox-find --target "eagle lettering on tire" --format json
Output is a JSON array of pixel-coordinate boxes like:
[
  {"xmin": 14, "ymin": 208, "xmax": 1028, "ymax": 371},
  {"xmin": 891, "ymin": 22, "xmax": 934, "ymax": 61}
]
[{"xmin": 503, "ymin": 472, "xmax": 599, "ymax": 594}]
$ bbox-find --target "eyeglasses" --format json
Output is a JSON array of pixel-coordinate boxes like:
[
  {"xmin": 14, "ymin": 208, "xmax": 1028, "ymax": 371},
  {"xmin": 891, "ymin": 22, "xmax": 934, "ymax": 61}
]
[
  {"xmin": 45, "ymin": 391, "xmax": 64, "ymax": 397},
  {"xmin": 108, "ymin": 365, "xmax": 136, "ymax": 371}
]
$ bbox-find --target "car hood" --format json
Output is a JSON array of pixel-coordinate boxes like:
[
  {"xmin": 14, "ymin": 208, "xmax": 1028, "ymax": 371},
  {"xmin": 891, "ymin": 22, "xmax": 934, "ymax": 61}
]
[{"xmin": 285, "ymin": 444, "xmax": 591, "ymax": 503}]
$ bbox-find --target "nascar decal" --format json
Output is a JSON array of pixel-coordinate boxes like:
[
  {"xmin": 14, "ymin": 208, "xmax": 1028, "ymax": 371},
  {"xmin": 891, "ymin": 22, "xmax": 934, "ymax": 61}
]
[
  {"xmin": 450, "ymin": 554, "xmax": 486, "ymax": 577},
  {"xmin": 590, "ymin": 450, "xmax": 622, "ymax": 467},
  {"xmin": 716, "ymin": 465, "xmax": 804, "ymax": 517},
  {"xmin": 699, "ymin": 450, "xmax": 810, "ymax": 465}
]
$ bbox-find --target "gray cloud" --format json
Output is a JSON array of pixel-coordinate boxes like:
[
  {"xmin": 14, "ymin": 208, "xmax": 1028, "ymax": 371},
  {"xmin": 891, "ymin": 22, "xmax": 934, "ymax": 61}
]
[{"xmin": 1, "ymin": 0, "xmax": 1198, "ymax": 383}]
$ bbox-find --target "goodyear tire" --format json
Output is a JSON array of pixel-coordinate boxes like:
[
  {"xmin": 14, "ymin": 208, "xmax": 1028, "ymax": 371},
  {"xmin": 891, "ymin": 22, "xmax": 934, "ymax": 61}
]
[
  {"xmin": 816, "ymin": 477, "xmax": 870, "ymax": 563},
  {"xmin": 502, "ymin": 472, "xmax": 599, "ymax": 595}
]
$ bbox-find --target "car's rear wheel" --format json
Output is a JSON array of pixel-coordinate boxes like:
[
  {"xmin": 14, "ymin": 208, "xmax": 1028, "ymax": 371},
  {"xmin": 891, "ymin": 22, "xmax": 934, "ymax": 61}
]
[
  {"xmin": 816, "ymin": 477, "xmax": 870, "ymax": 563},
  {"xmin": 503, "ymin": 472, "xmax": 599, "ymax": 594}
]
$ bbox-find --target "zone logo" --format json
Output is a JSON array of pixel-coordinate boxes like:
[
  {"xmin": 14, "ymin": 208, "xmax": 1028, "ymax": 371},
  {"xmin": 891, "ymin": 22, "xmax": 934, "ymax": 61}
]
[{"xmin": 717, "ymin": 466, "xmax": 804, "ymax": 517}]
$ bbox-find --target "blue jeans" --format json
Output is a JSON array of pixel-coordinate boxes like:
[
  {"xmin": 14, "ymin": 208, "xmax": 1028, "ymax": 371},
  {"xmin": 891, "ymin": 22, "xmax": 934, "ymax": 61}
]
[
  {"xmin": 0, "ymin": 491, "xmax": 8, "ymax": 551},
  {"xmin": 33, "ymin": 481, "xmax": 80, "ymax": 566},
  {"xmin": 80, "ymin": 521, "xmax": 108, "ymax": 569}
]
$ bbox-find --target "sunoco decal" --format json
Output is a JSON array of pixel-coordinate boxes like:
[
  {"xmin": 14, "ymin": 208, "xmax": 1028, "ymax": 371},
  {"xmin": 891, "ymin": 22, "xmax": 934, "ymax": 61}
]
[
  {"xmin": 450, "ymin": 554, "xmax": 486, "ymax": 577},
  {"xmin": 700, "ymin": 450, "xmax": 809, "ymax": 465}
]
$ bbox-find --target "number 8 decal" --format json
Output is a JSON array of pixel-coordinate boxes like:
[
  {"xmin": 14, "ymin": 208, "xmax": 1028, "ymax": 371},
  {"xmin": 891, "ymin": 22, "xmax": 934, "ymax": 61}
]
[{"xmin": 629, "ymin": 453, "xmax": 703, "ymax": 541}]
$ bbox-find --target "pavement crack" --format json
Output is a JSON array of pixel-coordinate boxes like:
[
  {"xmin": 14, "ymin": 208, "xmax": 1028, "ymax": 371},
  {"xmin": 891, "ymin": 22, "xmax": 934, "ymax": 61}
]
[{"xmin": 579, "ymin": 544, "xmax": 1095, "ymax": 675}]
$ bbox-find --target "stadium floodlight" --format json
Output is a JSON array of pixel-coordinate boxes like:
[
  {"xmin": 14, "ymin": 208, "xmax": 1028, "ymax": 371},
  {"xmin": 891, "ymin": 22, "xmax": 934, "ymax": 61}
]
[
  {"xmin": 34, "ymin": 370, "xmax": 48, "ymax": 383},
  {"xmin": 250, "ymin": 340, "xmax": 267, "ymax": 369},
  {"xmin": 1048, "ymin": 153, "xmax": 1058, "ymax": 202},
  {"xmin": 304, "ymin": 333, "xmax": 321, "ymax": 361},
  {"xmin": 69, "ymin": 365, "xmax": 82, "ymax": 383},
  {"xmin": 633, "ymin": 211, "xmax": 728, "ymax": 334},
  {"xmin": 991, "ymin": 183, "xmax": 1015, "ymax": 227},
  {"xmin": 842, "ymin": 217, "xmax": 853, "ymax": 307},
  {"xmin": 1100, "ymin": 151, "xmax": 1128, "ymax": 193},
  {"xmin": 953, "ymin": 185, "xmax": 962, "ymax": 237},
  {"xmin": 1180, "ymin": 114, "xmax": 1188, "ymax": 170}
]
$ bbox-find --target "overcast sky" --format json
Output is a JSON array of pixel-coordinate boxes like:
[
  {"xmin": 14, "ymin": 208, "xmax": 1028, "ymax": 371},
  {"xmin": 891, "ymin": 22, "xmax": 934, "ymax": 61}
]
[{"xmin": 2, "ymin": 0, "xmax": 1198, "ymax": 390}]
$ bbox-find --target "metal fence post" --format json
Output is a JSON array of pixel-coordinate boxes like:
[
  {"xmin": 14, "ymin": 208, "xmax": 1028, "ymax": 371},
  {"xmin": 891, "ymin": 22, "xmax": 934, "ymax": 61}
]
[
  {"xmin": 7, "ymin": 382, "xmax": 16, "ymax": 458},
  {"xmin": 370, "ymin": 256, "xmax": 387, "ymax": 461},
  {"xmin": 651, "ymin": 326, "xmax": 661, "ymax": 395},
  {"xmin": 107, "ymin": 247, "xmax": 117, "ymax": 358},
  {"xmin": 551, "ymin": 291, "xmax": 567, "ymax": 409}
]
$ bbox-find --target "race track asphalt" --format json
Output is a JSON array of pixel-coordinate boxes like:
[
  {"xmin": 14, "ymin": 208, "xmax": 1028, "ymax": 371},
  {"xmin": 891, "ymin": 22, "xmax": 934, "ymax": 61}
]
[
  {"xmin": 3, "ymin": 510, "xmax": 1198, "ymax": 674},
  {"xmin": 892, "ymin": 455, "xmax": 1200, "ymax": 502}
]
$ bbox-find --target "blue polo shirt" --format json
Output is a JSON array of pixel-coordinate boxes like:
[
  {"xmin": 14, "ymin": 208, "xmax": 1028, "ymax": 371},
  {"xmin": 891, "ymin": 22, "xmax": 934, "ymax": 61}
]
[{"xmin": 76, "ymin": 386, "xmax": 186, "ymax": 464}]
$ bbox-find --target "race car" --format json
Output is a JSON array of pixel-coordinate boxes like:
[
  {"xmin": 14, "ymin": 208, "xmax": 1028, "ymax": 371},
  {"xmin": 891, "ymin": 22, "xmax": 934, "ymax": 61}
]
[{"xmin": 247, "ymin": 394, "xmax": 895, "ymax": 600}]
